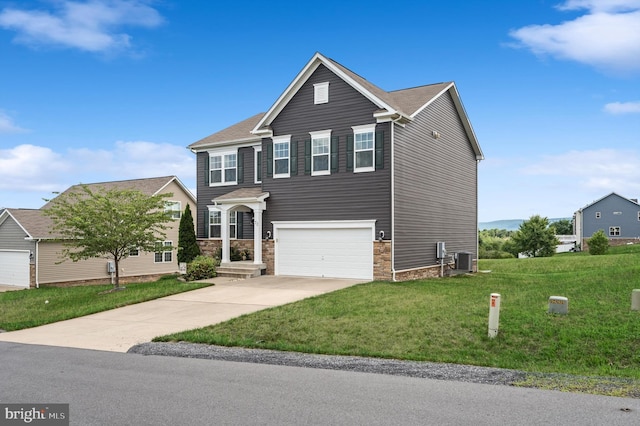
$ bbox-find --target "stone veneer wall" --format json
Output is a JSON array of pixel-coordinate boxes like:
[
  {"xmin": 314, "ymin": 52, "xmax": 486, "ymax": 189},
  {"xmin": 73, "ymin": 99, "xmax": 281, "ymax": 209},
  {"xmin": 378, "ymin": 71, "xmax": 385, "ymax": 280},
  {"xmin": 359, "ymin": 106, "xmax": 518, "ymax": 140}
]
[
  {"xmin": 262, "ymin": 240, "xmax": 275, "ymax": 275},
  {"xmin": 373, "ymin": 241, "xmax": 392, "ymax": 281},
  {"xmin": 197, "ymin": 239, "xmax": 255, "ymax": 259}
]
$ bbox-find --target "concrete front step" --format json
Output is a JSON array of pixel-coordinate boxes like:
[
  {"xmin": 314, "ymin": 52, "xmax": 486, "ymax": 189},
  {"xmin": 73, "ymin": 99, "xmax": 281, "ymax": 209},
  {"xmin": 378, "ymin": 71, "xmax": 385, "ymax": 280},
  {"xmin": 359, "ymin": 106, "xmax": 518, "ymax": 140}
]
[{"xmin": 216, "ymin": 262, "xmax": 266, "ymax": 279}]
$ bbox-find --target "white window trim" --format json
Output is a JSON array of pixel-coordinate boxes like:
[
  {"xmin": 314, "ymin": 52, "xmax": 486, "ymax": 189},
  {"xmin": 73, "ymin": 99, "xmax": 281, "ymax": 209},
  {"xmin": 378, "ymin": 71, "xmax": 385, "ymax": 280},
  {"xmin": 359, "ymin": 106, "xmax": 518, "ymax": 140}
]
[
  {"xmin": 352, "ymin": 124, "xmax": 376, "ymax": 173},
  {"xmin": 310, "ymin": 129, "xmax": 331, "ymax": 176},
  {"xmin": 209, "ymin": 149, "xmax": 238, "ymax": 187},
  {"xmin": 273, "ymin": 135, "xmax": 291, "ymax": 179},
  {"xmin": 314, "ymin": 82, "xmax": 329, "ymax": 104},
  {"xmin": 129, "ymin": 248, "xmax": 139, "ymax": 257},
  {"xmin": 165, "ymin": 201, "xmax": 181, "ymax": 220},
  {"xmin": 609, "ymin": 226, "xmax": 621, "ymax": 236},
  {"xmin": 207, "ymin": 208, "xmax": 238, "ymax": 239},
  {"xmin": 254, "ymin": 146, "xmax": 262, "ymax": 184},
  {"xmin": 595, "ymin": 212, "xmax": 601, "ymax": 219},
  {"xmin": 154, "ymin": 241, "xmax": 173, "ymax": 263},
  {"xmin": 637, "ymin": 211, "xmax": 640, "ymax": 221}
]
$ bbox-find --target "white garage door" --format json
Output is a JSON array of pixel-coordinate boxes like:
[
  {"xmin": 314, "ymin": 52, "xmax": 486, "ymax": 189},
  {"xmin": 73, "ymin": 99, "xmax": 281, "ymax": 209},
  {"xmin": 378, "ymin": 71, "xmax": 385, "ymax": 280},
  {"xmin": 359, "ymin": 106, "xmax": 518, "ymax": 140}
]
[
  {"xmin": 0, "ymin": 250, "xmax": 30, "ymax": 287},
  {"xmin": 274, "ymin": 221, "xmax": 374, "ymax": 280}
]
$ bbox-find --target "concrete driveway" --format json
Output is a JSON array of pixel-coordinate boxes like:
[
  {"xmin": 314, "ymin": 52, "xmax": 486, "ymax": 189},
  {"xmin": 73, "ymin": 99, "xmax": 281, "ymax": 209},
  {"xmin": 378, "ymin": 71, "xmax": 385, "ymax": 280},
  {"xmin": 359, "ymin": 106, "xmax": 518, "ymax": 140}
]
[{"xmin": 0, "ymin": 276, "xmax": 365, "ymax": 353}]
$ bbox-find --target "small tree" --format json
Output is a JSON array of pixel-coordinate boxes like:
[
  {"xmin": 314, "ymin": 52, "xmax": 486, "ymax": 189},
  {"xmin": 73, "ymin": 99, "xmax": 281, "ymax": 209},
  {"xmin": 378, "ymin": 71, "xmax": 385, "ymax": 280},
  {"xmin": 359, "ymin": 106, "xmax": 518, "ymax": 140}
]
[
  {"xmin": 511, "ymin": 215, "xmax": 560, "ymax": 258},
  {"xmin": 587, "ymin": 229, "xmax": 609, "ymax": 255},
  {"xmin": 43, "ymin": 185, "xmax": 174, "ymax": 289},
  {"xmin": 177, "ymin": 204, "xmax": 200, "ymax": 264}
]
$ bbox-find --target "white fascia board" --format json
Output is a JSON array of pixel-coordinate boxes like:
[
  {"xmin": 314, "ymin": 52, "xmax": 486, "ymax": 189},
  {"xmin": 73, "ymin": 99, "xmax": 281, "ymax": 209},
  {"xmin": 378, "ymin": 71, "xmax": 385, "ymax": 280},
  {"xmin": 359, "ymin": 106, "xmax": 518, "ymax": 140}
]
[
  {"xmin": 4, "ymin": 210, "xmax": 33, "ymax": 240},
  {"xmin": 411, "ymin": 82, "xmax": 484, "ymax": 161},
  {"xmin": 155, "ymin": 176, "xmax": 197, "ymax": 203},
  {"xmin": 189, "ymin": 137, "xmax": 262, "ymax": 153}
]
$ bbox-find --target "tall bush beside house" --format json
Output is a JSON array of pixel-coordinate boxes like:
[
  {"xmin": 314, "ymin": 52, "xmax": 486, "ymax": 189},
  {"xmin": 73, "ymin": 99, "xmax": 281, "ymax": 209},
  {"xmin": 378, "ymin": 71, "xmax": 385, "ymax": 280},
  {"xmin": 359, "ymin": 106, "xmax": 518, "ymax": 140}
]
[
  {"xmin": 587, "ymin": 230, "xmax": 609, "ymax": 255},
  {"xmin": 511, "ymin": 215, "xmax": 559, "ymax": 258},
  {"xmin": 178, "ymin": 204, "xmax": 200, "ymax": 263}
]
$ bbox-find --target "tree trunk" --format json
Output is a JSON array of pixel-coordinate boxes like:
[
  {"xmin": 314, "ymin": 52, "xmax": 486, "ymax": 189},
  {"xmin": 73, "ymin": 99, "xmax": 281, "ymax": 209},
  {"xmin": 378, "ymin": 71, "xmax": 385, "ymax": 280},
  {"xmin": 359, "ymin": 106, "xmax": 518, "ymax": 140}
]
[{"xmin": 114, "ymin": 258, "xmax": 120, "ymax": 289}]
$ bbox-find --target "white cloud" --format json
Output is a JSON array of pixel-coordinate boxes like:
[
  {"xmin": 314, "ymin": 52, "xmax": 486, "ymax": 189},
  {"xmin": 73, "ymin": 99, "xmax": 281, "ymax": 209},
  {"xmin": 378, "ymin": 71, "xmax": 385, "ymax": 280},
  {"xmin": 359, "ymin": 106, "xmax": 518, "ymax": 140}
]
[
  {"xmin": 0, "ymin": 111, "xmax": 28, "ymax": 133},
  {"xmin": 603, "ymin": 101, "xmax": 640, "ymax": 114},
  {"xmin": 0, "ymin": 141, "xmax": 195, "ymax": 197},
  {"xmin": 521, "ymin": 148, "xmax": 640, "ymax": 194},
  {"xmin": 0, "ymin": 0, "xmax": 163, "ymax": 53},
  {"xmin": 509, "ymin": 0, "xmax": 640, "ymax": 73}
]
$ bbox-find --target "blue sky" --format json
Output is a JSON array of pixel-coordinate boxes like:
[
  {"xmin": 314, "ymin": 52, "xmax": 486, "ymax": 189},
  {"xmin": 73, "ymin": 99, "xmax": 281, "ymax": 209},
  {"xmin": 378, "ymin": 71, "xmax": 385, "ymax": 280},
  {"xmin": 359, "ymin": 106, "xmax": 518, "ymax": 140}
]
[{"xmin": 1, "ymin": 0, "xmax": 639, "ymax": 222}]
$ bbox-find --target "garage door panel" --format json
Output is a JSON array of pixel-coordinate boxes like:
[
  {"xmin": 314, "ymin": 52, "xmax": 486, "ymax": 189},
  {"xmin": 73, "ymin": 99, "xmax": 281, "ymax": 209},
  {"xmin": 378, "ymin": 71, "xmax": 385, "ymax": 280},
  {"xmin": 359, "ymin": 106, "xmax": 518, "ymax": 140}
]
[
  {"xmin": 0, "ymin": 250, "xmax": 30, "ymax": 287},
  {"xmin": 276, "ymin": 225, "xmax": 373, "ymax": 280}
]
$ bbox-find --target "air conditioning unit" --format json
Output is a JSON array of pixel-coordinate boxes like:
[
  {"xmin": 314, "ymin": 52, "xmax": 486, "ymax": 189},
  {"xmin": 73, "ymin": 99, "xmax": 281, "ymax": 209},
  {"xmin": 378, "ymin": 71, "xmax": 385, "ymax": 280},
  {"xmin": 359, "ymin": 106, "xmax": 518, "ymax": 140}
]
[{"xmin": 455, "ymin": 252, "xmax": 473, "ymax": 272}]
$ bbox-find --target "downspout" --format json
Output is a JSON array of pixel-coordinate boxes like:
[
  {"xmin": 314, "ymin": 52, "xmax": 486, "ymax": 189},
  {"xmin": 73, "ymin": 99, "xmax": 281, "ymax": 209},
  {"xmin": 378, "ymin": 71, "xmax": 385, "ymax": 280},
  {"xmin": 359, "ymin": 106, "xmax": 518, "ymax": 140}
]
[
  {"xmin": 35, "ymin": 239, "xmax": 41, "ymax": 288},
  {"xmin": 390, "ymin": 118, "xmax": 397, "ymax": 282}
]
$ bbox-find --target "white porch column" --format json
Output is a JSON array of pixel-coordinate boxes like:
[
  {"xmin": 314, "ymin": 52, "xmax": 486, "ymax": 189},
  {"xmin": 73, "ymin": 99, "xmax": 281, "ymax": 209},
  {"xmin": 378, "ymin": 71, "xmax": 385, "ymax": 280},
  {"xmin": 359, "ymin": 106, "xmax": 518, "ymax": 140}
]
[
  {"xmin": 253, "ymin": 206, "xmax": 264, "ymax": 264},
  {"xmin": 220, "ymin": 207, "xmax": 230, "ymax": 264}
]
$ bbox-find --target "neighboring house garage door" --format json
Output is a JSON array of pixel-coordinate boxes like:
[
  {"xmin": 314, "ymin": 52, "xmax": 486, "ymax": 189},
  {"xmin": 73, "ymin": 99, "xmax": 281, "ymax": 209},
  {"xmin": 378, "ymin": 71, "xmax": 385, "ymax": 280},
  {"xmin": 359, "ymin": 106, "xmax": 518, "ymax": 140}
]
[
  {"xmin": 0, "ymin": 250, "xmax": 30, "ymax": 287},
  {"xmin": 274, "ymin": 221, "xmax": 375, "ymax": 280}
]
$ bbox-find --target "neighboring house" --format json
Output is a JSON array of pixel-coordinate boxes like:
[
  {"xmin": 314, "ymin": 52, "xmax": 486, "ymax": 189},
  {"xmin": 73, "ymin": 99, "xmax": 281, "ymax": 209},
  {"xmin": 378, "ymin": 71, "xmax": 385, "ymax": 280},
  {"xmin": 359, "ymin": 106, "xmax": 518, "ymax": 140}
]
[
  {"xmin": 189, "ymin": 52, "xmax": 483, "ymax": 281},
  {"xmin": 574, "ymin": 192, "xmax": 640, "ymax": 249},
  {"xmin": 0, "ymin": 176, "xmax": 195, "ymax": 288}
]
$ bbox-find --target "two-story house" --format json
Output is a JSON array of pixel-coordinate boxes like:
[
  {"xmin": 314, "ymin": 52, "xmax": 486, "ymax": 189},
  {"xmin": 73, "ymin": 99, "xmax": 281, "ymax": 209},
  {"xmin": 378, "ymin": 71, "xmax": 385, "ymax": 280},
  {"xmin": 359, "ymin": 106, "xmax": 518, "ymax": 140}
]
[
  {"xmin": 0, "ymin": 176, "xmax": 195, "ymax": 288},
  {"xmin": 574, "ymin": 192, "xmax": 640, "ymax": 248},
  {"xmin": 189, "ymin": 53, "xmax": 483, "ymax": 281}
]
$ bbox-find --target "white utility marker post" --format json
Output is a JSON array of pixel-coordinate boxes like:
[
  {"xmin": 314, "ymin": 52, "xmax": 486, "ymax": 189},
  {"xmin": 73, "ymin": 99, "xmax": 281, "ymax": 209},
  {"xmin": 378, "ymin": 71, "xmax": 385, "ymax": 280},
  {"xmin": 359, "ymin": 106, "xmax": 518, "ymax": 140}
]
[
  {"xmin": 488, "ymin": 293, "xmax": 501, "ymax": 338},
  {"xmin": 632, "ymin": 289, "xmax": 640, "ymax": 311}
]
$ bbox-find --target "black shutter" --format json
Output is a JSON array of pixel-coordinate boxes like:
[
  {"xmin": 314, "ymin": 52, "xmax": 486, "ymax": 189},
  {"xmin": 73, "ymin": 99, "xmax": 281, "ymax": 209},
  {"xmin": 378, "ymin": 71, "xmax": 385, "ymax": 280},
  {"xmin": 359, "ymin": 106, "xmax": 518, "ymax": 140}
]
[
  {"xmin": 204, "ymin": 210, "xmax": 209, "ymax": 238},
  {"xmin": 304, "ymin": 139, "xmax": 311, "ymax": 175},
  {"xmin": 331, "ymin": 136, "xmax": 339, "ymax": 173},
  {"xmin": 266, "ymin": 142, "xmax": 273, "ymax": 178},
  {"xmin": 256, "ymin": 150, "xmax": 262, "ymax": 182},
  {"xmin": 346, "ymin": 135, "xmax": 354, "ymax": 171},
  {"xmin": 237, "ymin": 151, "xmax": 244, "ymax": 184},
  {"xmin": 204, "ymin": 154, "xmax": 210, "ymax": 185},
  {"xmin": 290, "ymin": 141, "xmax": 298, "ymax": 176},
  {"xmin": 237, "ymin": 212, "xmax": 243, "ymax": 238},
  {"xmin": 375, "ymin": 131, "xmax": 384, "ymax": 170}
]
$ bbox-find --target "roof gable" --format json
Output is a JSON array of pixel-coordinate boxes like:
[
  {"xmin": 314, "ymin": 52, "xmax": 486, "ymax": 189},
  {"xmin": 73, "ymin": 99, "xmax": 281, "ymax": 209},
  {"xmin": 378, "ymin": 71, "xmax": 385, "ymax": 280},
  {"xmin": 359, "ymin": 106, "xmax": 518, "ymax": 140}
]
[
  {"xmin": 579, "ymin": 192, "xmax": 640, "ymax": 212},
  {"xmin": 189, "ymin": 52, "xmax": 482, "ymax": 160},
  {"xmin": 42, "ymin": 175, "xmax": 194, "ymax": 209},
  {"xmin": 1, "ymin": 208, "xmax": 53, "ymax": 239}
]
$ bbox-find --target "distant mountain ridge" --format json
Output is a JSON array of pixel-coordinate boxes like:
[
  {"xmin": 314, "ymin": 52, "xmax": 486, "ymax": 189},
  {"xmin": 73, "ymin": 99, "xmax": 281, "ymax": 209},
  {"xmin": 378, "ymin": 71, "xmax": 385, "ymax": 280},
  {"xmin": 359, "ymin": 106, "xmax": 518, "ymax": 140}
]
[{"xmin": 479, "ymin": 218, "xmax": 571, "ymax": 231}]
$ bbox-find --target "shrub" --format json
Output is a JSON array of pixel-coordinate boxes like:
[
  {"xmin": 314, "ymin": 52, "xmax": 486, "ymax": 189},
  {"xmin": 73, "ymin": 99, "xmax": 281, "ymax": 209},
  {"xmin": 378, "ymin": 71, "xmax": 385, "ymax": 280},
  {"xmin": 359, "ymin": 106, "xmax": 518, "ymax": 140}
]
[
  {"xmin": 185, "ymin": 256, "xmax": 217, "ymax": 281},
  {"xmin": 587, "ymin": 230, "xmax": 609, "ymax": 255}
]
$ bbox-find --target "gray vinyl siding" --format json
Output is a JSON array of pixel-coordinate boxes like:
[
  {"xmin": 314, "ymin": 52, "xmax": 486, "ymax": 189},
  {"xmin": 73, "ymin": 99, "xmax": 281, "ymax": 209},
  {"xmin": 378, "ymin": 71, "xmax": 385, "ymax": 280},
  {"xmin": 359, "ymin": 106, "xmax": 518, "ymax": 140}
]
[
  {"xmin": 581, "ymin": 194, "xmax": 640, "ymax": 239},
  {"xmin": 394, "ymin": 91, "xmax": 478, "ymax": 271},
  {"xmin": 196, "ymin": 146, "xmax": 259, "ymax": 239},
  {"xmin": 0, "ymin": 217, "xmax": 35, "ymax": 259},
  {"xmin": 262, "ymin": 64, "xmax": 391, "ymax": 238}
]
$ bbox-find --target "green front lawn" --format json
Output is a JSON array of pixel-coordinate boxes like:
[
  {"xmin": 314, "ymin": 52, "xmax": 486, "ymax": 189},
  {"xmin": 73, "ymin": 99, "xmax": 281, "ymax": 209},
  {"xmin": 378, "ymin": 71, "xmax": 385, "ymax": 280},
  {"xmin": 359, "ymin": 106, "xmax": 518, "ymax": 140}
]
[
  {"xmin": 156, "ymin": 245, "xmax": 640, "ymax": 394},
  {"xmin": 0, "ymin": 276, "xmax": 212, "ymax": 331}
]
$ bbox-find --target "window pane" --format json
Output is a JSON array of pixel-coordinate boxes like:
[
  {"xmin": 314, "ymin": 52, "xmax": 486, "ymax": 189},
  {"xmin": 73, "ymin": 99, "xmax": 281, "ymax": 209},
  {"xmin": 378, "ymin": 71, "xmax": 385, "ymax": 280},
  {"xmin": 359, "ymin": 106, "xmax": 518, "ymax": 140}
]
[
  {"xmin": 210, "ymin": 211, "xmax": 221, "ymax": 225},
  {"xmin": 313, "ymin": 155, "xmax": 329, "ymax": 171},
  {"xmin": 155, "ymin": 252, "xmax": 163, "ymax": 262},
  {"xmin": 275, "ymin": 158, "xmax": 289, "ymax": 174},
  {"xmin": 210, "ymin": 156, "xmax": 221, "ymax": 169},
  {"xmin": 225, "ymin": 168, "xmax": 236, "ymax": 182},
  {"xmin": 274, "ymin": 142, "xmax": 289, "ymax": 158},
  {"xmin": 257, "ymin": 151, "xmax": 262, "ymax": 181},
  {"xmin": 312, "ymin": 138, "xmax": 329, "ymax": 154},
  {"xmin": 355, "ymin": 132, "xmax": 373, "ymax": 150},
  {"xmin": 356, "ymin": 151, "xmax": 373, "ymax": 168},
  {"xmin": 225, "ymin": 154, "xmax": 236, "ymax": 168},
  {"xmin": 211, "ymin": 170, "xmax": 221, "ymax": 183},
  {"xmin": 230, "ymin": 225, "xmax": 236, "ymax": 239},
  {"xmin": 210, "ymin": 225, "xmax": 221, "ymax": 238}
]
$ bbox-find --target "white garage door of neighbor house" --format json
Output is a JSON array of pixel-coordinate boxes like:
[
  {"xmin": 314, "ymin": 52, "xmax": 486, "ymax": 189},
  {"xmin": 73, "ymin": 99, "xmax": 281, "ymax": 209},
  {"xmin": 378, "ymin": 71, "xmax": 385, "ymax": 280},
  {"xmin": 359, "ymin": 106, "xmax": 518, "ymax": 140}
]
[
  {"xmin": 275, "ymin": 223, "xmax": 374, "ymax": 280},
  {"xmin": 0, "ymin": 250, "xmax": 30, "ymax": 287}
]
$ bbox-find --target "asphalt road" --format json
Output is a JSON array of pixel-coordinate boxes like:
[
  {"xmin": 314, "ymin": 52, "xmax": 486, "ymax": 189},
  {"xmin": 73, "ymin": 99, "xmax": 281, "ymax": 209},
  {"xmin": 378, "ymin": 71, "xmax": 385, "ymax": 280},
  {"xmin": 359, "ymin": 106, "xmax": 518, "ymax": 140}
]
[{"xmin": 1, "ymin": 342, "xmax": 639, "ymax": 425}]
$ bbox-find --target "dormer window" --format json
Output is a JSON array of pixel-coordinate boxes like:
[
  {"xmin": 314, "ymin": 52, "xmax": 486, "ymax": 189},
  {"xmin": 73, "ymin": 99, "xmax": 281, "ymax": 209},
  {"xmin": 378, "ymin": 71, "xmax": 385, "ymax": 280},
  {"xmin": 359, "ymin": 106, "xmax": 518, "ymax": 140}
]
[{"xmin": 314, "ymin": 82, "xmax": 329, "ymax": 104}]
